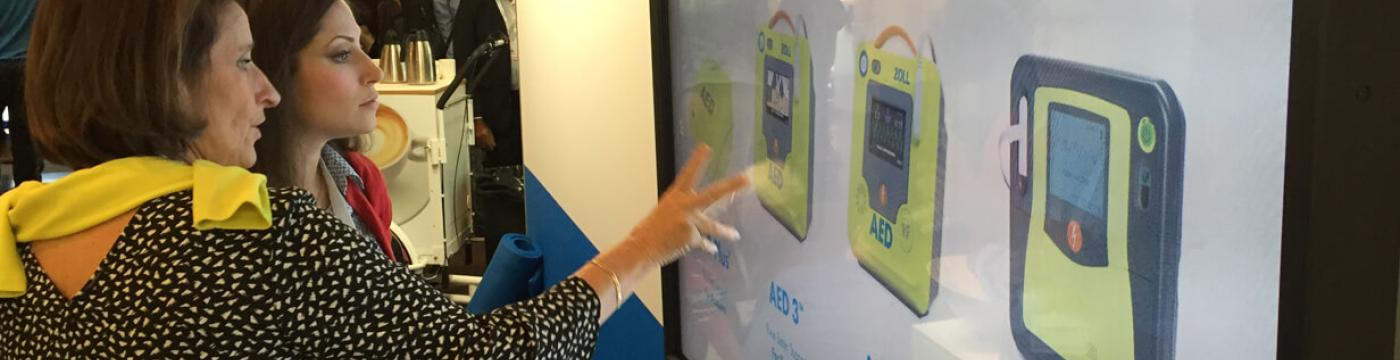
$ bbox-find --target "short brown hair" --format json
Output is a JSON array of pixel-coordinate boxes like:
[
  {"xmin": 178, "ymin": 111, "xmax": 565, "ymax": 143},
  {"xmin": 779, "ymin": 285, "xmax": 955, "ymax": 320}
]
[{"xmin": 25, "ymin": 0, "xmax": 233, "ymax": 169}]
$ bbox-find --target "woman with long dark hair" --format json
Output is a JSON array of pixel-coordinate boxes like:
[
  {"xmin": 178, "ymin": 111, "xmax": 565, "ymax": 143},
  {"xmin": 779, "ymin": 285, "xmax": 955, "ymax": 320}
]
[
  {"xmin": 243, "ymin": 0, "xmax": 409, "ymax": 263},
  {"xmin": 0, "ymin": 1, "xmax": 747, "ymax": 357}
]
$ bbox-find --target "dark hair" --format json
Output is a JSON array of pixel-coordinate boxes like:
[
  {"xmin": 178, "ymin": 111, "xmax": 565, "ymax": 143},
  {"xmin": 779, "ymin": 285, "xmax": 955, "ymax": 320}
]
[
  {"xmin": 26, "ymin": 0, "xmax": 233, "ymax": 169},
  {"xmin": 239, "ymin": 0, "xmax": 344, "ymax": 187}
]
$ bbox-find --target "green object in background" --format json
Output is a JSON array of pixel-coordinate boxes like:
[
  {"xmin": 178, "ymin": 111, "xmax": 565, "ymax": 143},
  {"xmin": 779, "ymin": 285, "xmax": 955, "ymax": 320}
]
[
  {"xmin": 1008, "ymin": 55, "xmax": 1184, "ymax": 360},
  {"xmin": 688, "ymin": 60, "xmax": 734, "ymax": 183},
  {"xmin": 846, "ymin": 29, "xmax": 946, "ymax": 317},
  {"xmin": 753, "ymin": 17, "xmax": 814, "ymax": 241}
]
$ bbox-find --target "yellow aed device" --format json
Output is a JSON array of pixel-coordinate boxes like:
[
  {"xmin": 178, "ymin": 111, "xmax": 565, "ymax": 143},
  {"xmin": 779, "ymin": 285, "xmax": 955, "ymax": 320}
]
[
  {"xmin": 688, "ymin": 59, "xmax": 734, "ymax": 183},
  {"xmin": 1006, "ymin": 55, "xmax": 1184, "ymax": 359},
  {"xmin": 847, "ymin": 26, "xmax": 946, "ymax": 317},
  {"xmin": 753, "ymin": 10, "xmax": 815, "ymax": 241}
]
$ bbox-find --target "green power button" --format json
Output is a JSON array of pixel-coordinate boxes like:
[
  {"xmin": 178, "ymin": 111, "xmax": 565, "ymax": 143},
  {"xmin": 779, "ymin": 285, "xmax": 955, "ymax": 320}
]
[{"xmin": 1138, "ymin": 117, "xmax": 1157, "ymax": 153}]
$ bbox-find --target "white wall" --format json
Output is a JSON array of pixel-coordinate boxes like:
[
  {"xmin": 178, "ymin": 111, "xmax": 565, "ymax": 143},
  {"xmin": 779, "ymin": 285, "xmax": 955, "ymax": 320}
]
[{"xmin": 517, "ymin": 1, "xmax": 664, "ymax": 322}]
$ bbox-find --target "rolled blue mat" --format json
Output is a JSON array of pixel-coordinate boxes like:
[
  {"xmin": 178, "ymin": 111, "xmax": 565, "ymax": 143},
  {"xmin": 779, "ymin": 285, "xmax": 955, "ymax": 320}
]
[
  {"xmin": 528, "ymin": 267, "xmax": 545, "ymax": 295},
  {"xmin": 467, "ymin": 233, "xmax": 544, "ymax": 314}
]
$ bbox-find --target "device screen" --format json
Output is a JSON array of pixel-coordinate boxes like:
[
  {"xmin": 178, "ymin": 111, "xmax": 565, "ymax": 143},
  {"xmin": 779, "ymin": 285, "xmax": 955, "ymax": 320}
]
[
  {"xmin": 1048, "ymin": 108, "xmax": 1108, "ymax": 217},
  {"xmin": 868, "ymin": 99, "xmax": 908, "ymax": 168},
  {"xmin": 765, "ymin": 69, "xmax": 793, "ymax": 122}
]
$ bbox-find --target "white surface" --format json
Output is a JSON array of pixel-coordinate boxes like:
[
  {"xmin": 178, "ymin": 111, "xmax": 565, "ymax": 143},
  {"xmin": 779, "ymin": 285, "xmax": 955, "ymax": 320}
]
[{"xmin": 518, "ymin": 0, "xmax": 666, "ymax": 323}]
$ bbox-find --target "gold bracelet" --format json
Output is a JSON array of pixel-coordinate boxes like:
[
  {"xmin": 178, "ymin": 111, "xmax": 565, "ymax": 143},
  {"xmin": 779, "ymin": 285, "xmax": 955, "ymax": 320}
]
[{"xmin": 590, "ymin": 259, "xmax": 622, "ymax": 310}]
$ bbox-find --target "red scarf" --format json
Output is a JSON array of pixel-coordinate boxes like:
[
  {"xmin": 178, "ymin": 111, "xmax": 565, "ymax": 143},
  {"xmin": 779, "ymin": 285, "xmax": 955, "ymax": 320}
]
[{"xmin": 341, "ymin": 151, "xmax": 403, "ymax": 263}]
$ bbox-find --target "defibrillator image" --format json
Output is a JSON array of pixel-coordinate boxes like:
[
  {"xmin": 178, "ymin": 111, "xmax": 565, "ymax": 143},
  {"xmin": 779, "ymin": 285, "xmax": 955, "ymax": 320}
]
[
  {"xmin": 1006, "ymin": 55, "xmax": 1185, "ymax": 360},
  {"xmin": 847, "ymin": 26, "xmax": 947, "ymax": 317},
  {"xmin": 753, "ymin": 10, "xmax": 816, "ymax": 241},
  {"xmin": 688, "ymin": 60, "xmax": 734, "ymax": 183}
]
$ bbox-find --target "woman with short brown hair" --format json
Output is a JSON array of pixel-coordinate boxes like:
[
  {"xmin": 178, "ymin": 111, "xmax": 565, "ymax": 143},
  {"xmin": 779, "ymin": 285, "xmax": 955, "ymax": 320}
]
[
  {"xmin": 0, "ymin": 0, "xmax": 745, "ymax": 357},
  {"xmin": 24, "ymin": 0, "xmax": 253, "ymax": 168}
]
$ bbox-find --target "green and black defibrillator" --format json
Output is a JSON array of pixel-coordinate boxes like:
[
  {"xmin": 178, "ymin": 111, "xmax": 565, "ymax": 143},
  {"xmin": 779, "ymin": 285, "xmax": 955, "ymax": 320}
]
[
  {"xmin": 688, "ymin": 59, "xmax": 734, "ymax": 183},
  {"xmin": 847, "ymin": 26, "xmax": 946, "ymax": 317},
  {"xmin": 1006, "ymin": 55, "xmax": 1183, "ymax": 359},
  {"xmin": 753, "ymin": 11, "xmax": 815, "ymax": 241}
]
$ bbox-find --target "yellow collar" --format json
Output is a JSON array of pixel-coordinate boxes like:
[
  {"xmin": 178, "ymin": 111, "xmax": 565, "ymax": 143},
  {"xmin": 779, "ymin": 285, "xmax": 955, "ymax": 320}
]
[{"xmin": 0, "ymin": 157, "xmax": 272, "ymax": 298}]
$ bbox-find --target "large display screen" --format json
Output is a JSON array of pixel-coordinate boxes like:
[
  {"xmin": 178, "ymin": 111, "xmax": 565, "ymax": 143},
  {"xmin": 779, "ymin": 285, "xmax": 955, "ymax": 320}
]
[{"xmin": 667, "ymin": 0, "xmax": 1292, "ymax": 358}]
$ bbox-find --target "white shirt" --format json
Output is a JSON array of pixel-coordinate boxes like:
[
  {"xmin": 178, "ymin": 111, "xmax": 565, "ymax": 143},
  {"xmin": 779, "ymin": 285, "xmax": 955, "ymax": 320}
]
[{"xmin": 320, "ymin": 160, "xmax": 358, "ymax": 230}]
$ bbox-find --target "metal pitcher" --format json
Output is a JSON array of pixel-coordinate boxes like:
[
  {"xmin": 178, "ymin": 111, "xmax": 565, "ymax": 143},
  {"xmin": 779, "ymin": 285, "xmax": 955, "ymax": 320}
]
[
  {"xmin": 379, "ymin": 39, "xmax": 406, "ymax": 84},
  {"xmin": 405, "ymin": 31, "xmax": 437, "ymax": 85}
]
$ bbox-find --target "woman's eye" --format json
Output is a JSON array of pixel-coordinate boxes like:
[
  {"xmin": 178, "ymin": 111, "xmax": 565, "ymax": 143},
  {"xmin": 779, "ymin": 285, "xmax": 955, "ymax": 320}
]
[{"xmin": 333, "ymin": 50, "xmax": 352, "ymax": 63}]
